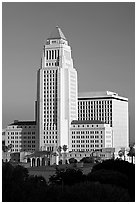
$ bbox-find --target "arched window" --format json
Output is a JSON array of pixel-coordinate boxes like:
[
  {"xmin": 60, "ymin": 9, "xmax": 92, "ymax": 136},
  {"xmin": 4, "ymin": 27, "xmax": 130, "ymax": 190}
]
[
  {"xmin": 37, "ymin": 158, "xmax": 40, "ymax": 167},
  {"xmin": 27, "ymin": 158, "xmax": 31, "ymax": 163},
  {"xmin": 32, "ymin": 158, "xmax": 35, "ymax": 167},
  {"xmin": 42, "ymin": 157, "xmax": 45, "ymax": 166}
]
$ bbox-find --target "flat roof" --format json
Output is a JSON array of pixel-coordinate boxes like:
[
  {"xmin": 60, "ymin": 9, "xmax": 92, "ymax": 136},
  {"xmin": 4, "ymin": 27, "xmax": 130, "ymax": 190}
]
[
  {"xmin": 8, "ymin": 121, "xmax": 36, "ymax": 126},
  {"xmin": 25, "ymin": 151, "xmax": 51, "ymax": 158},
  {"xmin": 71, "ymin": 120, "xmax": 105, "ymax": 125},
  {"xmin": 78, "ymin": 91, "xmax": 128, "ymax": 101}
]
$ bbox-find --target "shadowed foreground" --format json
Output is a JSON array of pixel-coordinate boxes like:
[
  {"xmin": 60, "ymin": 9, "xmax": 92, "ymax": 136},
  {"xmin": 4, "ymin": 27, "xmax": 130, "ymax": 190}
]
[{"xmin": 2, "ymin": 159, "xmax": 135, "ymax": 202}]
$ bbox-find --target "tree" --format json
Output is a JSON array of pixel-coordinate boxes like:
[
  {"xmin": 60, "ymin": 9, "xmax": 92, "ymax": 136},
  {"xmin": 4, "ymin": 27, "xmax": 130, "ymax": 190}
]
[
  {"xmin": 80, "ymin": 157, "xmax": 94, "ymax": 163},
  {"xmin": 118, "ymin": 149, "xmax": 125, "ymax": 159},
  {"xmin": 49, "ymin": 168, "xmax": 85, "ymax": 186},
  {"xmin": 2, "ymin": 144, "xmax": 12, "ymax": 152},
  {"xmin": 57, "ymin": 146, "xmax": 62, "ymax": 153},
  {"xmin": 62, "ymin": 145, "xmax": 68, "ymax": 152},
  {"xmin": 57, "ymin": 146, "xmax": 62, "ymax": 164},
  {"xmin": 127, "ymin": 145, "xmax": 135, "ymax": 163},
  {"xmin": 51, "ymin": 152, "xmax": 58, "ymax": 165},
  {"xmin": 2, "ymin": 162, "xmax": 48, "ymax": 202},
  {"xmin": 91, "ymin": 159, "xmax": 135, "ymax": 201},
  {"xmin": 69, "ymin": 158, "xmax": 77, "ymax": 164},
  {"xmin": 87, "ymin": 169, "xmax": 128, "ymax": 189},
  {"xmin": 62, "ymin": 145, "xmax": 68, "ymax": 164},
  {"xmin": 2, "ymin": 144, "xmax": 13, "ymax": 162},
  {"xmin": 2, "ymin": 163, "xmax": 29, "ymax": 201}
]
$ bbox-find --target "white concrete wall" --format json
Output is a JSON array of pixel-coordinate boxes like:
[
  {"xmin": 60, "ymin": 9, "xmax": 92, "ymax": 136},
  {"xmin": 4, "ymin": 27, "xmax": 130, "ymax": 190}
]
[
  {"xmin": 112, "ymin": 99, "xmax": 129, "ymax": 148},
  {"xmin": 70, "ymin": 123, "xmax": 112, "ymax": 152},
  {"xmin": 105, "ymin": 126, "xmax": 112, "ymax": 148},
  {"xmin": 5, "ymin": 124, "xmax": 36, "ymax": 152},
  {"xmin": 37, "ymin": 33, "xmax": 78, "ymax": 151}
]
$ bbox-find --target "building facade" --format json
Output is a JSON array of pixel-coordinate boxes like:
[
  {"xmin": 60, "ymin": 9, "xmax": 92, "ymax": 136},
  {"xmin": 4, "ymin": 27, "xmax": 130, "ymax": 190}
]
[
  {"xmin": 36, "ymin": 27, "xmax": 78, "ymax": 152},
  {"xmin": 5, "ymin": 120, "xmax": 37, "ymax": 153},
  {"xmin": 3, "ymin": 28, "xmax": 129, "ymax": 161},
  {"xmin": 70, "ymin": 120, "xmax": 112, "ymax": 152},
  {"xmin": 78, "ymin": 91, "xmax": 129, "ymax": 149}
]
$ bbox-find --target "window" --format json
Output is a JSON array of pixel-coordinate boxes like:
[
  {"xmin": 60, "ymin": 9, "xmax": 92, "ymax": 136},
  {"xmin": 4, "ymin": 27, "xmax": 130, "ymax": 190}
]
[
  {"xmin": 49, "ymin": 50, "xmax": 51, "ymax": 59},
  {"xmin": 52, "ymin": 50, "xmax": 54, "ymax": 59}
]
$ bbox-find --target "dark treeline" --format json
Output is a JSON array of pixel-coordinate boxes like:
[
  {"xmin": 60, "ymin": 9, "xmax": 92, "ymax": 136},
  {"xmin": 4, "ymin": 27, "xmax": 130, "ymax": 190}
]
[{"xmin": 2, "ymin": 159, "xmax": 135, "ymax": 202}]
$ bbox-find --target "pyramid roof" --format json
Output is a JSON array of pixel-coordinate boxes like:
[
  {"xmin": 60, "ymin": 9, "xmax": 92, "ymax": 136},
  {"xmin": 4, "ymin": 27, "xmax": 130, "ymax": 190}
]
[{"xmin": 47, "ymin": 26, "xmax": 67, "ymax": 40}]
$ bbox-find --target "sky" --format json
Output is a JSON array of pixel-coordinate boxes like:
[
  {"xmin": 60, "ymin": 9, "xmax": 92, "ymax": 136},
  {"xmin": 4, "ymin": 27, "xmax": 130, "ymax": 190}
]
[{"xmin": 2, "ymin": 2, "xmax": 135, "ymax": 144}]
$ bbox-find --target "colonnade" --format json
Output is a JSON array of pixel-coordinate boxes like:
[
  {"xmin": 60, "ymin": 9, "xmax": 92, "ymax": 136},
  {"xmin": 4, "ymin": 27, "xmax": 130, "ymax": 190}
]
[
  {"xmin": 29, "ymin": 156, "xmax": 50, "ymax": 167},
  {"xmin": 28, "ymin": 154, "xmax": 60, "ymax": 167}
]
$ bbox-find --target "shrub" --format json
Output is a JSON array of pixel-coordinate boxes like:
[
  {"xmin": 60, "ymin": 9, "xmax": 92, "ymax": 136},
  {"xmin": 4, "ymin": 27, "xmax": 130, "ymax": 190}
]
[
  {"xmin": 45, "ymin": 181, "xmax": 130, "ymax": 202},
  {"xmin": 2, "ymin": 163, "xmax": 48, "ymax": 202},
  {"xmin": 49, "ymin": 168, "xmax": 85, "ymax": 185},
  {"xmin": 80, "ymin": 157, "xmax": 94, "ymax": 163},
  {"xmin": 69, "ymin": 157, "xmax": 77, "ymax": 164},
  {"xmin": 87, "ymin": 169, "xmax": 128, "ymax": 189},
  {"xmin": 92, "ymin": 159, "xmax": 135, "ymax": 201}
]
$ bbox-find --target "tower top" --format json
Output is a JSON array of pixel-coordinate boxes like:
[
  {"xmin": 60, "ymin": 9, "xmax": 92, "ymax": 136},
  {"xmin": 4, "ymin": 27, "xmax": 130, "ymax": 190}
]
[{"xmin": 47, "ymin": 26, "xmax": 67, "ymax": 41}]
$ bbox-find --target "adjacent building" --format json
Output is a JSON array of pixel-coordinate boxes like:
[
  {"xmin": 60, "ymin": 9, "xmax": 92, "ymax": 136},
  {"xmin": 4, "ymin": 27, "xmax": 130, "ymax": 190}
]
[
  {"xmin": 5, "ymin": 120, "xmax": 37, "ymax": 153},
  {"xmin": 70, "ymin": 120, "xmax": 112, "ymax": 152},
  {"xmin": 36, "ymin": 26, "xmax": 78, "ymax": 152},
  {"xmin": 2, "ymin": 129, "xmax": 6, "ymax": 146},
  {"xmin": 78, "ymin": 91, "xmax": 129, "ymax": 149}
]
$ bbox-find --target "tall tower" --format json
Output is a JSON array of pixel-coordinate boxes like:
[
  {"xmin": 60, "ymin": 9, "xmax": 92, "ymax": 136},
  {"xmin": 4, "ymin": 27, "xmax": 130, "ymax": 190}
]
[{"xmin": 36, "ymin": 27, "xmax": 78, "ymax": 151}]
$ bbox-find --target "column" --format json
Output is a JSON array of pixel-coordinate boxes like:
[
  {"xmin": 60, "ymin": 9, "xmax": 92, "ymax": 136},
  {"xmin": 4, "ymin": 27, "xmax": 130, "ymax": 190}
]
[{"xmin": 40, "ymin": 157, "xmax": 42, "ymax": 166}]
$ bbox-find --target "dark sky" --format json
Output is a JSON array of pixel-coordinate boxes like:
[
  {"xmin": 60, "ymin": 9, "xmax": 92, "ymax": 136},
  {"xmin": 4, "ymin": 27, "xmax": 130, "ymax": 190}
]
[{"xmin": 2, "ymin": 2, "xmax": 135, "ymax": 144}]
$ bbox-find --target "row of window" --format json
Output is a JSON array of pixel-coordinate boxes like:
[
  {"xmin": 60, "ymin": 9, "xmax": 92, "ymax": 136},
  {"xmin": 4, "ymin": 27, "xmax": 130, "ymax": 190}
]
[
  {"xmin": 8, "ymin": 126, "xmax": 35, "ymax": 129},
  {"xmin": 72, "ymin": 131, "xmax": 102, "ymax": 134},
  {"xmin": 43, "ymin": 135, "xmax": 58, "ymax": 139},
  {"xmin": 43, "ymin": 76, "xmax": 57, "ymax": 81},
  {"xmin": 44, "ymin": 112, "xmax": 57, "ymax": 117},
  {"xmin": 44, "ymin": 82, "xmax": 57, "ymax": 86},
  {"xmin": 44, "ymin": 98, "xmax": 57, "ymax": 102},
  {"xmin": 43, "ymin": 89, "xmax": 57, "ymax": 93},
  {"xmin": 78, "ymin": 101, "xmax": 112, "ymax": 105},
  {"xmin": 44, "ymin": 102, "xmax": 57, "ymax": 106},
  {"xmin": 9, "ymin": 140, "xmax": 35, "ymax": 144},
  {"xmin": 78, "ymin": 114, "xmax": 112, "ymax": 118},
  {"xmin": 72, "ymin": 135, "xmax": 102, "ymax": 139},
  {"xmin": 8, "ymin": 132, "xmax": 35, "ymax": 135},
  {"xmin": 11, "ymin": 149, "xmax": 35, "ymax": 152},
  {"xmin": 46, "ymin": 49, "xmax": 59, "ymax": 60},
  {"xmin": 78, "ymin": 110, "xmax": 112, "ymax": 114},
  {"xmin": 72, "ymin": 124, "xmax": 99, "ymax": 128},
  {"xmin": 46, "ymin": 62, "xmax": 59, "ymax": 67},
  {"xmin": 44, "ymin": 88, "xmax": 57, "ymax": 93},
  {"xmin": 43, "ymin": 105, "xmax": 57, "ymax": 110},
  {"xmin": 69, "ymin": 153, "xmax": 92, "ymax": 157},
  {"xmin": 10, "ymin": 144, "xmax": 36, "ymax": 148},
  {"xmin": 43, "ymin": 88, "xmax": 57, "ymax": 93},
  {"xmin": 78, "ymin": 105, "xmax": 112, "ymax": 108},
  {"xmin": 44, "ymin": 109, "xmax": 57, "ymax": 113},
  {"xmin": 43, "ymin": 131, "xmax": 57, "ymax": 135},
  {"xmin": 71, "ymin": 144, "xmax": 101, "ymax": 150},
  {"xmin": 72, "ymin": 140, "xmax": 103, "ymax": 143},
  {"xmin": 43, "ymin": 140, "xmax": 57, "ymax": 144},
  {"xmin": 78, "ymin": 106, "xmax": 112, "ymax": 110},
  {"xmin": 43, "ymin": 126, "xmax": 58, "ymax": 130},
  {"xmin": 8, "ymin": 136, "xmax": 35, "ymax": 139},
  {"xmin": 44, "ymin": 69, "xmax": 58, "ymax": 74},
  {"xmin": 72, "ymin": 144, "xmax": 102, "ymax": 148},
  {"xmin": 44, "ymin": 118, "xmax": 57, "ymax": 122},
  {"xmin": 47, "ymin": 146, "xmax": 54, "ymax": 151}
]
